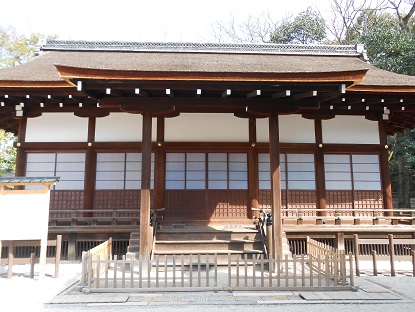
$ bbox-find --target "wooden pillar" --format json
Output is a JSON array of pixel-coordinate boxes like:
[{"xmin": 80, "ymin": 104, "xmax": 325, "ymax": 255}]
[
  {"xmin": 378, "ymin": 121, "xmax": 393, "ymax": 215},
  {"xmin": 84, "ymin": 117, "xmax": 96, "ymax": 216},
  {"xmin": 15, "ymin": 117, "xmax": 27, "ymax": 177},
  {"xmin": 154, "ymin": 117, "xmax": 166, "ymax": 210},
  {"xmin": 67, "ymin": 233, "xmax": 77, "ymax": 260},
  {"xmin": 139, "ymin": 112, "xmax": 152, "ymax": 259},
  {"xmin": 248, "ymin": 117, "xmax": 259, "ymax": 219},
  {"xmin": 314, "ymin": 119, "xmax": 327, "ymax": 216},
  {"xmin": 269, "ymin": 114, "xmax": 283, "ymax": 260}
]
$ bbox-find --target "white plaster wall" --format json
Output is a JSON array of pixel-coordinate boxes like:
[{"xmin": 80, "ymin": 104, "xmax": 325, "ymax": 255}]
[
  {"xmin": 95, "ymin": 113, "xmax": 157, "ymax": 142},
  {"xmin": 25, "ymin": 113, "xmax": 88, "ymax": 142},
  {"xmin": 256, "ymin": 115, "xmax": 315, "ymax": 143},
  {"xmin": 322, "ymin": 116, "xmax": 379, "ymax": 144},
  {"xmin": 165, "ymin": 113, "xmax": 248, "ymax": 142}
]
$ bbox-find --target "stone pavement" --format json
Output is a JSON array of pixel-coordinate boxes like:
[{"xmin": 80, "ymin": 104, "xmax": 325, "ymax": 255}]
[{"xmin": 46, "ymin": 275, "xmax": 412, "ymax": 306}]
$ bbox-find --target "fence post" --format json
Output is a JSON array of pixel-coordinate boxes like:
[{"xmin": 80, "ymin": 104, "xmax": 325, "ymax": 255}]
[
  {"xmin": 81, "ymin": 251, "xmax": 88, "ymax": 286},
  {"xmin": 55, "ymin": 235, "xmax": 62, "ymax": 278},
  {"xmin": 412, "ymin": 250, "xmax": 415, "ymax": 277},
  {"xmin": 108, "ymin": 237, "xmax": 113, "ymax": 260},
  {"xmin": 29, "ymin": 252, "xmax": 36, "ymax": 279},
  {"xmin": 348, "ymin": 252, "xmax": 354, "ymax": 286},
  {"xmin": 7, "ymin": 241, "xmax": 14, "ymax": 279},
  {"xmin": 353, "ymin": 234, "xmax": 360, "ymax": 276},
  {"xmin": 389, "ymin": 234, "xmax": 395, "ymax": 276},
  {"xmin": 372, "ymin": 250, "xmax": 378, "ymax": 276}
]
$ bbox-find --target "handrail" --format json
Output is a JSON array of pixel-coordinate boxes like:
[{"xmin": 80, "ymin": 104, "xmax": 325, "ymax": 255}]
[{"xmin": 252, "ymin": 207, "xmax": 269, "ymax": 259}]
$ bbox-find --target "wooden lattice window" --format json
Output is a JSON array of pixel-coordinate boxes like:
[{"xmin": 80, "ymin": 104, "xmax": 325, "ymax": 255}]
[
  {"xmin": 95, "ymin": 153, "xmax": 154, "ymax": 190},
  {"xmin": 26, "ymin": 152, "xmax": 85, "ymax": 190}
]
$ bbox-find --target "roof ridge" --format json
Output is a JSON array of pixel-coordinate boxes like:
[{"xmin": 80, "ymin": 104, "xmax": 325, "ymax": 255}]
[{"xmin": 40, "ymin": 39, "xmax": 363, "ymax": 57}]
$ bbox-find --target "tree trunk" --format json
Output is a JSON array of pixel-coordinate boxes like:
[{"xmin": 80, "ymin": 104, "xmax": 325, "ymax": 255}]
[{"xmin": 397, "ymin": 132, "xmax": 410, "ymax": 208}]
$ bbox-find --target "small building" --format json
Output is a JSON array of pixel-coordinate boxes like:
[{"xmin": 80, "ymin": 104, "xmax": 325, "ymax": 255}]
[{"xmin": 1, "ymin": 40, "xmax": 415, "ymax": 259}]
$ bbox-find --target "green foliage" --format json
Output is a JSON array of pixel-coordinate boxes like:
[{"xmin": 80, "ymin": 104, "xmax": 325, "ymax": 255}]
[
  {"xmin": 360, "ymin": 14, "xmax": 415, "ymax": 75},
  {"xmin": 388, "ymin": 130, "xmax": 415, "ymax": 195},
  {"xmin": 0, "ymin": 130, "xmax": 16, "ymax": 175},
  {"xmin": 270, "ymin": 7, "xmax": 326, "ymax": 44}
]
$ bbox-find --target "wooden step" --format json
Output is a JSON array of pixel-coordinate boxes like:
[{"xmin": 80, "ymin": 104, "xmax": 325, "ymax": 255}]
[
  {"xmin": 155, "ymin": 239, "xmax": 263, "ymax": 252},
  {"xmin": 152, "ymin": 249, "xmax": 265, "ymax": 264},
  {"xmin": 156, "ymin": 227, "xmax": 260, "ymax": 241}
]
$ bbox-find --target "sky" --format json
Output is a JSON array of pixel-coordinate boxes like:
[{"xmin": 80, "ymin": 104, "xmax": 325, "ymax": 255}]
[{"xmin": 2, "ymin": 0, "xmax": 331, "ymax": 42}]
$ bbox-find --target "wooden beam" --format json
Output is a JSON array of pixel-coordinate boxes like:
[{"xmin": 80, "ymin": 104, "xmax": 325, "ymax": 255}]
[
  {"xmin": 134, "ymin": 88, "xmax": 148, "ymax": 97},
  {"xmin": 222, "ymin": 89, "xmax": 231, "ymax": 98},
  {"xmin": 247, "ymin": 90, "xmax": 261, "ymax": 98},
  {"xmin": 166, "ymin": 89, "xmax": 174, "ymax": 97},
  {"xmin": 294, "ymin": 90, "xmax": 317, "ymax": 99},
  {"xmin": 77, "ymin": 81, "xmax": 82, "ymax": 91},
  {"xmin": 272, "ymin": 90, "xmax": 291, "ymax": 99}
]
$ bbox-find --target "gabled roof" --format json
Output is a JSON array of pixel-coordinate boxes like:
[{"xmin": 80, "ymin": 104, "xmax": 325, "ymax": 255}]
[{"xmin": 0, "ymin": 40, "xmax": 415, "ymax": 135}]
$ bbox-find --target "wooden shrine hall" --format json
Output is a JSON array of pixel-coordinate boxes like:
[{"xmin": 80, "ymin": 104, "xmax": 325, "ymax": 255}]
[{"xmin": 1, "ymin": 40, "xmax": 415, "ymax": 260}]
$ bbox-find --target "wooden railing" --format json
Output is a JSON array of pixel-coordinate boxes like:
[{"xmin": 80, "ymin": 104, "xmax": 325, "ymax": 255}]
[
  {"xmin": 307, "ymin": 236, "xmax": 352, "ymax": 285},
  {"xmin": 0, "ymin": 235, "xmax": 62, "ymax": 279},
  {"xmin": 49, "ymin": 208, "xmax": 165, "ymax": 228},
  {"xmin": 81, "ymin": 238, "xmax": 112, "ymax": 286},
  {"xmin": 80, "ymin": 253, "xmax": 354, "ymax": 292},
  {"xmin": 252, "ymin": 208, "xmax": 270, "ymax": 259},
  {"xmin": 49, "ymin": 209, "xmax": 140, "ymax": 227},
  {"xmin": 354, "ymin": 234, "xmax": 415, "ymax": 276},
  {"xmin": 256, "ymin": 208, "xmax": 415, "ymax": 225}
]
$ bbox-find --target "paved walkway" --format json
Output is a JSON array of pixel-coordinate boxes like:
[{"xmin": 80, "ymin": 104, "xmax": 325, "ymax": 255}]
[
  {"xmin": 46, "ymin": 275, "xmax": 411, "ymax": 306},
  {"xmin": 2, "ymin": 262, "xmax": 414, "ymax": 308}
]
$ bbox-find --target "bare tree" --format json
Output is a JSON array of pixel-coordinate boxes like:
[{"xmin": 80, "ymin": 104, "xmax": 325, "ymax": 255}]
[
  {"xmin": 211, "ymin": 12, "xmax": 283, "ymax": 43},
  {"xmin": 386, "ymin": 0, "xmax": 415, "ymax": 29},
  {"xmin": 328, "ymin": 0, "xmax": 379, "ymax": 43}
]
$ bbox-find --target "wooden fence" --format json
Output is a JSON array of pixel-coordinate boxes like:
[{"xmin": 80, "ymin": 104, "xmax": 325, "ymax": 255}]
[
  {"xmin": 307, "ymin": 236, "xmax": 352, "ymax": 284},
  {"xmin": 81, "ymin": 238, "xmax": 112, "ymax": 286},
  {"xmin": 0, "ymin": 235, "xmax": 62, "ymax": 279},
  {"xmin": 80, "ymin": 252, "xmax": 354, "ymax": 292},
  {"xmin": 354, "ymin": 234, "xmax": 415, "ymax": 276}
]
